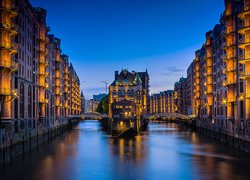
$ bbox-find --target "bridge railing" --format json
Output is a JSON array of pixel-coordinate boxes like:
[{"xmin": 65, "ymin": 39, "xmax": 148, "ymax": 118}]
[{"xmin": 144, "ymin": 113, "xmax": 191, "ymax": 121}]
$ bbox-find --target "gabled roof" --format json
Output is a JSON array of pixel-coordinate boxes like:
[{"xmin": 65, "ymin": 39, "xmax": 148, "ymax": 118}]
[{"xmin": 110, "ymin": 69, "xmax": 148, "ymax": 88}]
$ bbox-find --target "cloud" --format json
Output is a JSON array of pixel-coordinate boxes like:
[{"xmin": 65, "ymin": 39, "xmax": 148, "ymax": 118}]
[{"xmin": 159, "ymin": 66, "xmax": 184, "ymax": 76}]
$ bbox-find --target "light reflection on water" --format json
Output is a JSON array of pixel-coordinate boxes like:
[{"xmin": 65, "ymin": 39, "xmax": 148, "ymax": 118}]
[{"xmin": 1, "ymin": 120, "xmax": 250, "ymax": 180}]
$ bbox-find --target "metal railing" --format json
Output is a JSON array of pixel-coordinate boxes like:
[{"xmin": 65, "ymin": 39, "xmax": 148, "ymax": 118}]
[
  {"xmin": 0, "ymin": 41, "xmax": 18, "ymax": 50},
  {"xmin": 0, "ymin": 60, "xmax": 18, "ymax": 70},
  {"xmin": 240, "ymin": 72, "xmax": 250, "ymax": 78},
  {"xmin": 0, "ymin": 88, "xmax": 17, "ymax": 96}
]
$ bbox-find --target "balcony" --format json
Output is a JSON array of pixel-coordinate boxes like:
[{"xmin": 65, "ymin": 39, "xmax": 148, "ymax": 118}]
[
  {"xmin": 55, "ymin": 57, "xmax": 61, "ymax": 62},
  {"xmin": 239, "ymin": 37, "xmax": 250, "ymax": 49},
  {"xmin": 10, "ymin": 23, "xmax": 18, "ymax": 36},
  {"xmin": 223, "ymin": 56, "xmax": 235, "ymax": 62},
  {"xmin": 206, "ymin": 60, "xmax": 213, "ymax": 67},
  {"xmin": 0, "ymin": 60, "xmax": 18, "ymax": 71},
  {"xmin": 238, "ymin": 8, "xmax": 250, "ymax": 19},
  {"xmin": 44, "ymin": 61, "xmax": 49, "ymax": 67},
  {"xmin": 38, "ymin": 71, "xmax": 45, "ymax": 75},
  {"xmin": 238, "ymin": 24, "xmax": 250, "ymax": 34},
  {"xmin": 223, "ymin": 28, "xmax": 235, "ymax": 36},
  {"xmin": 0, "ymin": 88, "xmax": 17, "ymax": 96},
  {"xmin": 227, "ymin": 98, "xmax": 236, "ymax": 103},
  {"xmin": 207, "ymin": 89, "xmax": 213, "ymax": 94},
  {"xmin": 226, "ymin": 79, "xmax": 237, "ymax": 86},
  {"xmin": 0, "ymin": 41, "xmax": 18, "ymax": 52},
  {"xmin": 0, "ymin": 22, "xmax": 9, "ymax": 30},
  {"xmin": 55, "ymin": 87, "xmax": 60, "ymax": 95},
  {"xmin": 0, "ymin": 4, "xmax": 18, "ymax": 17},
  {"xmin": 39, "ymin": 99, "xmax": 45, "ymax": 104},
  {"xmin": 64, "ymin": 87, "xmax": 69, "ymax": 92},
  {"xmin": 64, "ymin": 80, "xmax": 68, "ymax": 86},
  {"xmin": 0, "ymin": 22, "xmax": 17, "ymax": 35},
  {"xmin": 239, "ymin": 54, "xmax": 250, "ymax": 64},
  {"xmin": 38, "ymin": 36, "xmax": 47, "ymax": 43},
  {"xmin": 55, "ymin": 80, "xmax": 60, "ymax": 87},
  {"xmin": 38, "ymin": 49, "xmax": 48, "ymax": 55},
  {"xmin": 38, "ymin": 81, "xmax": 46, "ymax": 87},
  {"xmin": 226, "ymin": 66, "xmax": 236, "ymax": 73},
  {"xmin": 39, "ymin": 60, "xmax": 49, "ymax": 67},
  {"xmin": 240, "ymin": 72, "xmax": 250, "ymax": 79},
  {"xmin": 223, "ymin": 42, "xmax": 235, "ymax": 50}
]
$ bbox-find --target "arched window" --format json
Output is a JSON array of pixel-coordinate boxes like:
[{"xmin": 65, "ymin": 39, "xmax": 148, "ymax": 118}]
[
  {"xmin": 20, "ymin": 82, "xmax": 24, "ymax": 118},
  {"xmin": 28, "ymin": 85, "xmax": 32, "ymax": 118}
]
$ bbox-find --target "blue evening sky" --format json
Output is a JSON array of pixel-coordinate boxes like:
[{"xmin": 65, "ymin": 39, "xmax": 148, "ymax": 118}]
[{"xmin": 30, "ymin": 0, "xmax": 224, "ymax": 99}]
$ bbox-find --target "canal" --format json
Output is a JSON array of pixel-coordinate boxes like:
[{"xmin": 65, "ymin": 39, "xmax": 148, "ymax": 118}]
[{"xmin": 1, "ymin": 120, "xmax": 250, "ymax": 180}]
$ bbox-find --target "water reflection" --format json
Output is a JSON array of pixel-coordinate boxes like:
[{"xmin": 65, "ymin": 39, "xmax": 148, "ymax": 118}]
[
  {"xmin": 109, "ymin": 136, "xmax": 147, "ymax": 165},
  {"xmin": 0, "ymin": 121, "xmax": 250, "ymax": 180}
]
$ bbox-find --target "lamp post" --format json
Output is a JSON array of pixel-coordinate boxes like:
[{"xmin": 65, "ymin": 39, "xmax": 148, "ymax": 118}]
[{"xmin": 101, "ymin": 81, "xmax": 109, "ymax": 95}]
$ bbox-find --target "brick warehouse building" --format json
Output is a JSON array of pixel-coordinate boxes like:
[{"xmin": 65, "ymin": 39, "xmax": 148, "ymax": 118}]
[
  {"xmin": 0, "ymin": 0, "xmax": 81, "ymax": 140},
  {"xmin": 150, "ymin": 0, "xmax": 250, "ymax": 144},
  {"xmin": 180, "ymin": 0, "xmax": 250, "ymax": 143}
]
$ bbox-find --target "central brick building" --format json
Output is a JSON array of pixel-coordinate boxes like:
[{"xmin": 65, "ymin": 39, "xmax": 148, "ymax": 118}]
[{"xmin": 109, "ymin": 69, "xmax": 149, "ymax": 119}]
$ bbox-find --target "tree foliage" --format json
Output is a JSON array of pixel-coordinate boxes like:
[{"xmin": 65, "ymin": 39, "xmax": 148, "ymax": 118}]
[{"xmin": 96, "ymin": 95, "xmax": 109, "ymax": 114}]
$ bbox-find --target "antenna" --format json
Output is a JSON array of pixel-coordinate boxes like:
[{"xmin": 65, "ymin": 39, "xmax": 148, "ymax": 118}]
[{"xmin": 101, "ymin": 81, "xmax": 109, "ymax": 94}]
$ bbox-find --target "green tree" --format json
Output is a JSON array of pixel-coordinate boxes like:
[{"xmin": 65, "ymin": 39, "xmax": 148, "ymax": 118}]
[{"xmin": 96, "ymin": 95, "xmax": 109, "ymax": 114}]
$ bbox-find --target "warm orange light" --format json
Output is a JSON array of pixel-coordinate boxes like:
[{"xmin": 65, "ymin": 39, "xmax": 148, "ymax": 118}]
[{"xmin": 222, "ymin": 99, "xmax": 227, "ymax": 105}]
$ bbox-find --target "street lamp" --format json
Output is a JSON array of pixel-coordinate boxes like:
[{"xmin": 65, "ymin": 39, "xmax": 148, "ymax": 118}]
[{"xmin": 101, "ymin": 81, "xmax": 109, "ymax": 95}]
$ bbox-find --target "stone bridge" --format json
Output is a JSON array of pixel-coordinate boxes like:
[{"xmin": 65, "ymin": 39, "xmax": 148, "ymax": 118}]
[{"xmin": 143, "ymin": 113, "xmax": 192, "ymax": 121}]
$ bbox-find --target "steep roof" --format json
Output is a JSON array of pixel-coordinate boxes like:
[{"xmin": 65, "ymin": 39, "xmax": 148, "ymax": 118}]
[{"xmin": 110, "ymin": 69, "xmax": 148, "ymax": 88}]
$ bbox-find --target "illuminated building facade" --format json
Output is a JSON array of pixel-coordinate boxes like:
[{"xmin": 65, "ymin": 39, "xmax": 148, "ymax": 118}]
[
  {"xmin": 109, "ymin": 69, "xmax": 149, "ymax": 118},
  {"xmin": 185, "ymin": 0, "xmax": 250, "ymax": 141},
  {"xmin": 149, "ymin": 90, "xmax": 175, "ymax": 115},
  {"xmin": 174, "ymin": 77, "xmax": 188, "ymax": 115},
  {"xmin": 0, "ymin": 0, "xmax": 81, "ymax": 138}
]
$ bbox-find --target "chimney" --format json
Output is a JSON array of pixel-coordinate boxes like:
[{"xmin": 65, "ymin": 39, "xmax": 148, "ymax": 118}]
[{"xmin": 115, "ymin": 71, "xmax": 118, "ymax": 79}]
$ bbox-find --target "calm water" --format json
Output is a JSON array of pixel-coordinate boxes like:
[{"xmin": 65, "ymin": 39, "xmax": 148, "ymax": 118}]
[{"xmin": 1, "ymin": 120, "xmax": 250, "ymax": 180}]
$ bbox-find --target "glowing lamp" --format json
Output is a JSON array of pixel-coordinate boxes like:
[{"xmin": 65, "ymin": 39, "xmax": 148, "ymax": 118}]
[{"xmin": 222, "ymin": 99, "xmax": 227, "ymax": 105}]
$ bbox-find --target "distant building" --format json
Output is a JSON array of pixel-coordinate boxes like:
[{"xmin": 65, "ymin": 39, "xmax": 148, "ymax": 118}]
[
  {"xmin": 81, "ymin": 92, "xmax": 85, "ymax": 114},
  {"xmin": 90, "ymin": 99, "xmax": 99, "ymax": 113},
  {"xmin": 174, "ymin": 77, "xmax": 188, "ymax": 115},
  {"xmin": 149, "ymin": 90, "xmax": 175, "ymax": 114},
  {"xmin": 85, "ymin": 100, "xmax": 91, "ymax": 113},
  {"xmin": 109, "ymin": 69, "xmax": 149, "ymax": 118},
  {"xmin": 84, "ymin": 99, "xmax": 99, "ymax": 113},
  {"xmin": 186, "ymin": 62, "xmax": 195, "ymax": 116}
]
